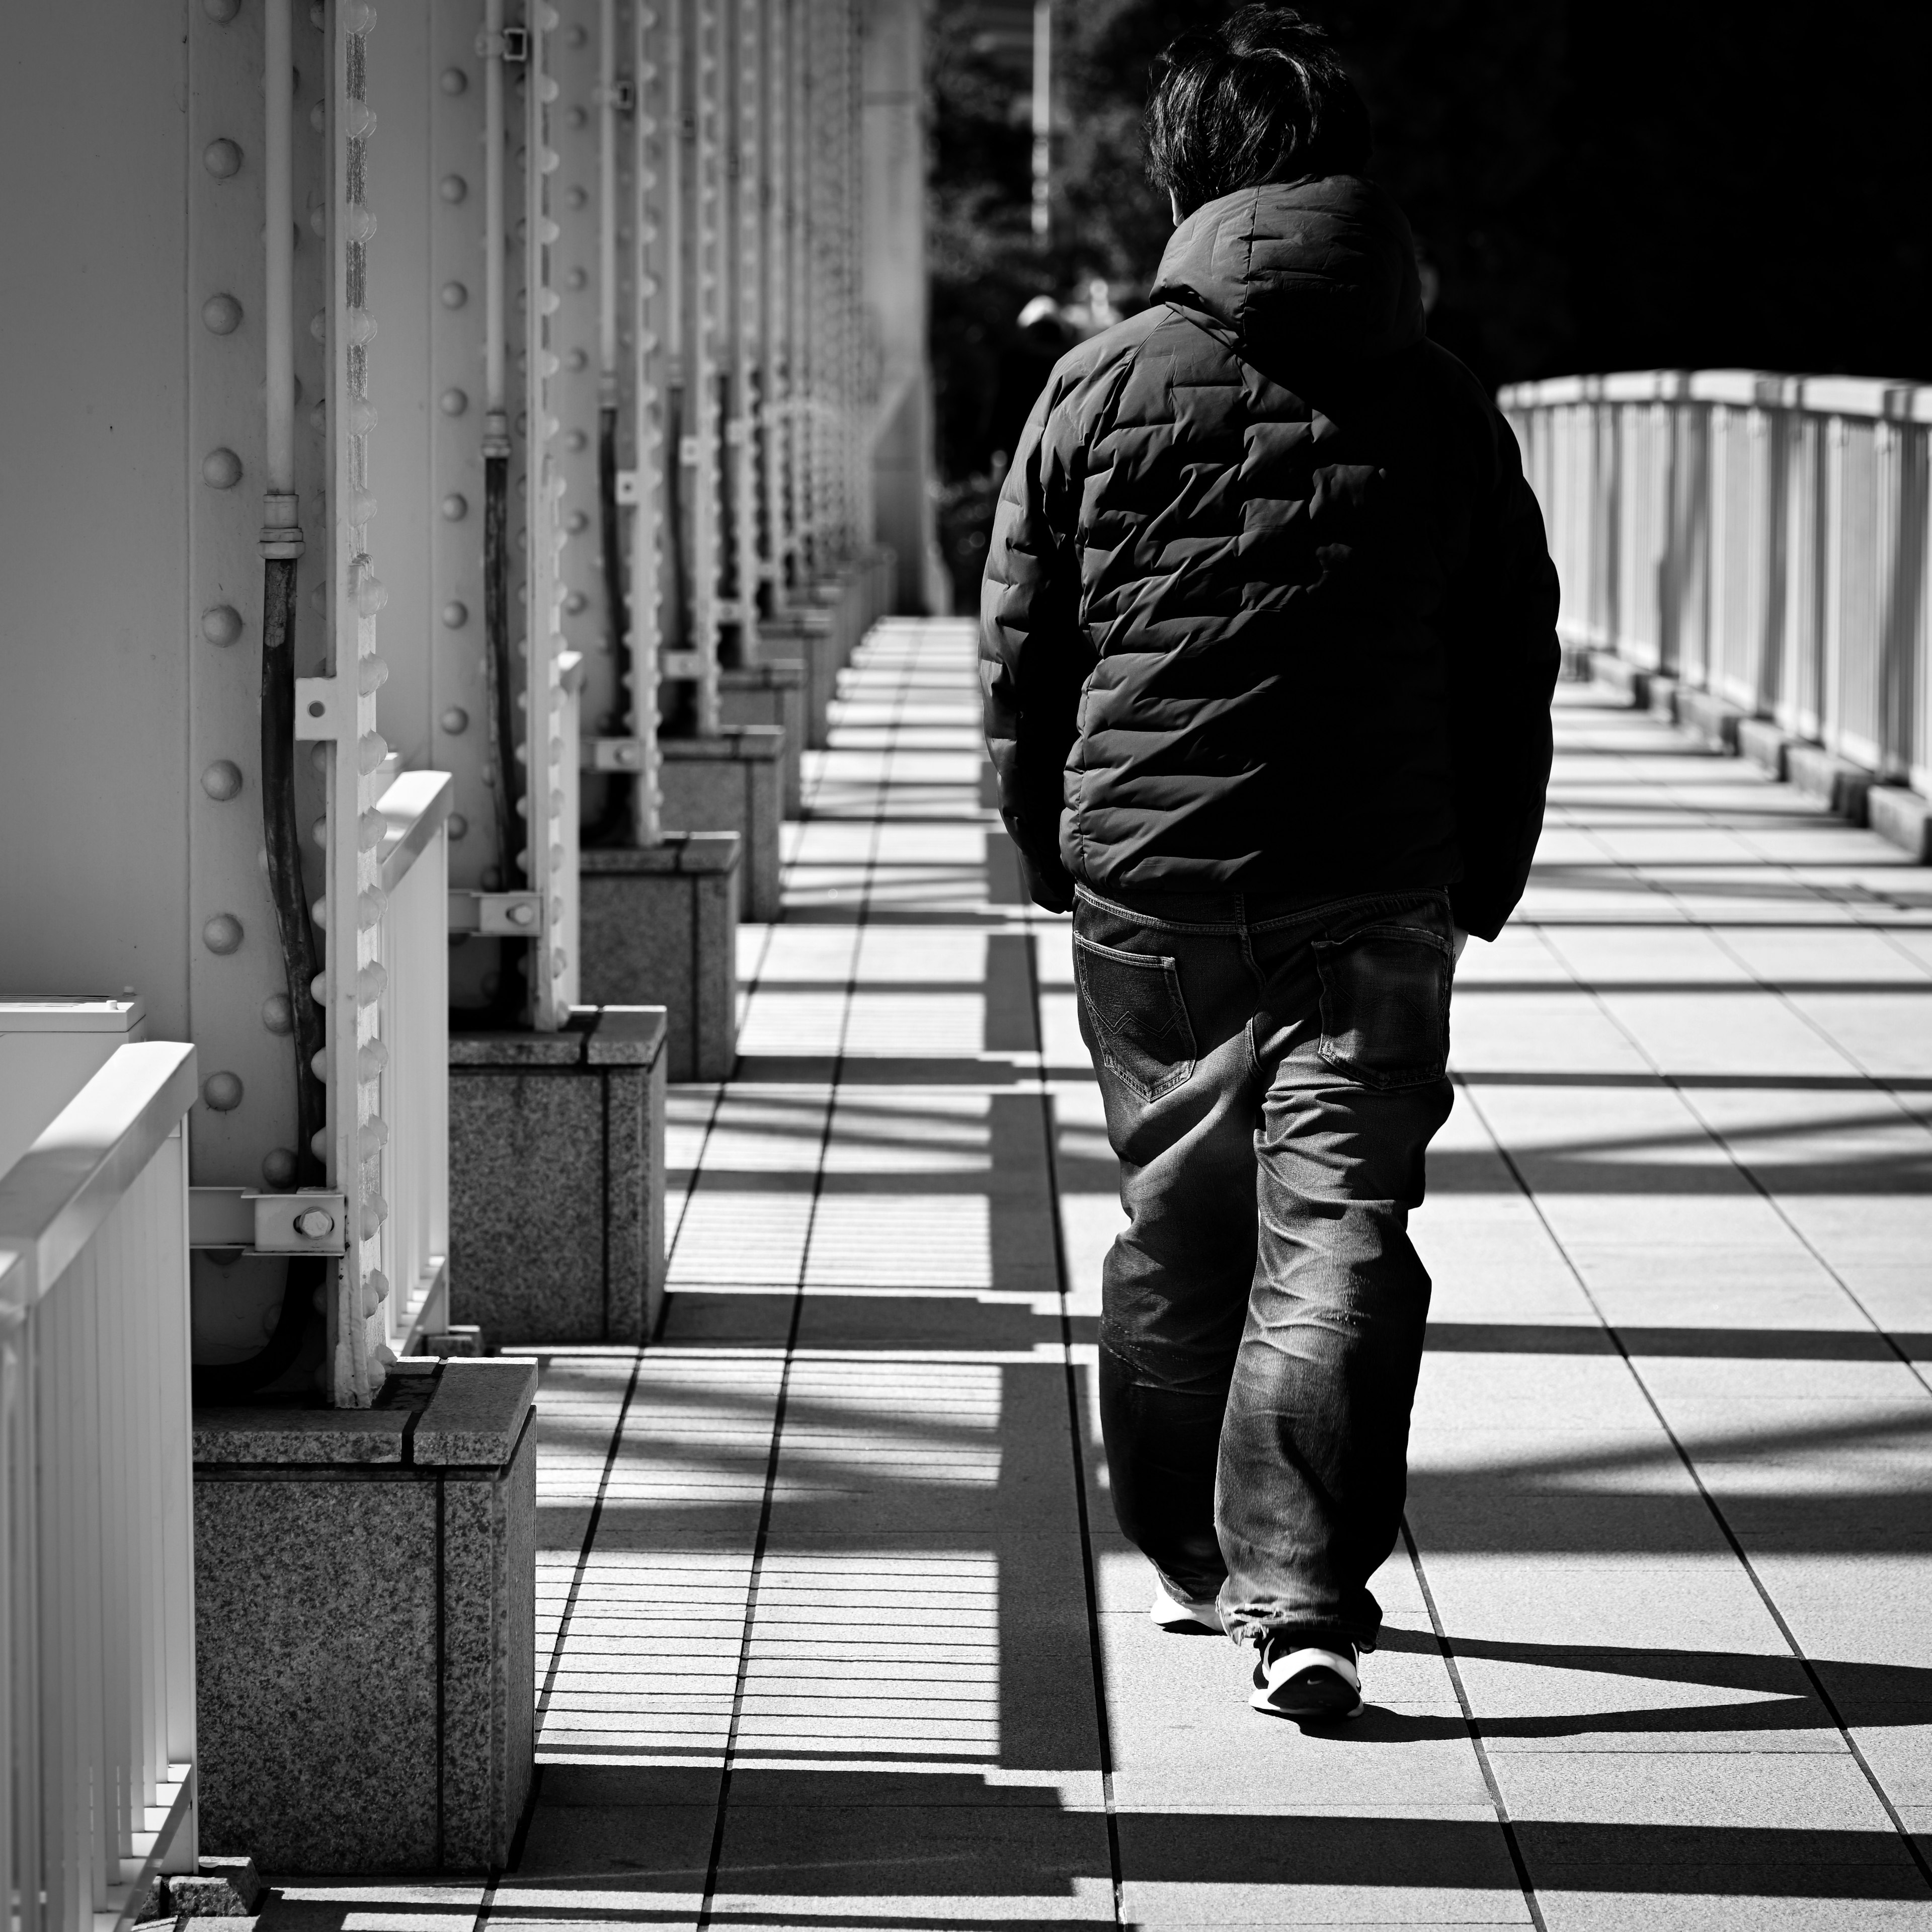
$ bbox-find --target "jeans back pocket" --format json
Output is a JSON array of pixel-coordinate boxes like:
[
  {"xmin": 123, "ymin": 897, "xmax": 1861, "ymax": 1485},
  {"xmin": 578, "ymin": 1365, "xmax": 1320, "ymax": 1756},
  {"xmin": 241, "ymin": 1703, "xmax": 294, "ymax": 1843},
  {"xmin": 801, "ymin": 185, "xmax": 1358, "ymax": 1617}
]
[
  {"xmin": 1312, "ymin": 922, "xmax": 1451, "ymax": 1089},
  {"xmin": 1074, "ymin": 935, "xmax": 1198, "ymax": 1102}
]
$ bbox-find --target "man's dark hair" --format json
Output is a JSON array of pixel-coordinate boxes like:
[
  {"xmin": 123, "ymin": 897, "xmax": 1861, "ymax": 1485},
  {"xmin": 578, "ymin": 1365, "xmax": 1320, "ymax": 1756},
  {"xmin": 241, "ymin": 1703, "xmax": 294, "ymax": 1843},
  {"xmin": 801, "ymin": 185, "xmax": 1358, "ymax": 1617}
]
[{"xmin": 1147, "ymin": 7, "xmax": 1372, "ymax": 217}]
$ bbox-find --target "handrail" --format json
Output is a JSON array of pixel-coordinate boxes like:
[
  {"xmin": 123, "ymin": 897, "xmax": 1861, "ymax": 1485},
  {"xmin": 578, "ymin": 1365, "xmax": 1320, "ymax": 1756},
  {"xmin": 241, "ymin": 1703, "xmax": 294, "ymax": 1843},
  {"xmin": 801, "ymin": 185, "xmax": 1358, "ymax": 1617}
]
[
  {"xmin": 0, "ymin": 1041, "xmax": 197, "ymax": 1310},
  {"xmin": 1501, "ymin": 367, "xmax": 1932, "ymax": 796},
  {"xmin": 376, "ymin": 768, "xmax": 455, "ymax": 896}
]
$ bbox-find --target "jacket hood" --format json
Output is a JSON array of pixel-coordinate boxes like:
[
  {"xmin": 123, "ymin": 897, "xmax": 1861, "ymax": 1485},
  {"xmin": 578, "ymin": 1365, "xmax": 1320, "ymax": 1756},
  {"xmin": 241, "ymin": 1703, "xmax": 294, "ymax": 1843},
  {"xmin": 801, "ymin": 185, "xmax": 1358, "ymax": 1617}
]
[{"xmin": 1150, "ymin": 176, "xmax": 1425, "ymax": 366}]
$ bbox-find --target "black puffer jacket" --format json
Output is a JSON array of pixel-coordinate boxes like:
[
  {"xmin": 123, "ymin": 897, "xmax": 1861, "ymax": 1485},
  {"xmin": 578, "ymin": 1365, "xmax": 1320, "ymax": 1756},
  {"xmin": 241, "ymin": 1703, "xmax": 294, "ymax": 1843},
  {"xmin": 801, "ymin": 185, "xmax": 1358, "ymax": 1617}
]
[{"xmin": 980, "ymin": 176, "xmax": 1559, "ymax": 940}]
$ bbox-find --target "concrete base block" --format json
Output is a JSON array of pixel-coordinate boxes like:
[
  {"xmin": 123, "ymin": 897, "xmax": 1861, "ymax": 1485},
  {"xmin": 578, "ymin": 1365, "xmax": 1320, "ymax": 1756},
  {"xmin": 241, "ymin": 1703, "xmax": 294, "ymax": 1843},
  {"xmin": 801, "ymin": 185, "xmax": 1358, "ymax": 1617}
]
[
  {"xmin": 1586, "ymin": 650, "xmax": 1651, "ymax": 710},
  {"xmin": 449, "ymin": 1006, "xmax": 667, "ymax": 1346},
  {"xmin": 720, "ymin": 661, "xmax": 806, "ymax": 816},
  {"xmin": 659, "ymin": 726, "xmax": 785, "ymax": 921},
  {"xmin": 1737, "ymin": 716, "xmax": 1793, "ymax": 777},
  {"xmin": 1787, "ymin": 742, "xmax": 1874, "ymax": 822},
  {"xmin": 1869, "ymin": 784, "xmax": 1932, "ymax": 861},
  {"xmin": 193, "ymin": 1361, "xmax": 536, "ymax": 1873},
  {"xmin": 579, "ymin": 837, "xmax": 740, "ymax": 1080},
  {"xmin": 760, "ymin": 609, "xmax": 838, "ymax": 749},
  {"xmin": 1675, "ymin": 685, "xmax": 1747, "ymax": 752}
]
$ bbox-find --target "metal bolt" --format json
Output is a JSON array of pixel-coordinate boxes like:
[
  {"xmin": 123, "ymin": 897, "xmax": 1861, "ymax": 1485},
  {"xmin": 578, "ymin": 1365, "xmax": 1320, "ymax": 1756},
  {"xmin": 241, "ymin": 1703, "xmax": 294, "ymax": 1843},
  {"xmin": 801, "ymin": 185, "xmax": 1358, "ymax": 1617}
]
[
  {"xmin": 202, "ymin": 913, "xmax": 244, "ymax": 955},
  {"xmin": 202, "ymin": 447, "xmax": 243, "ymax": 489},
  {"xmin": 202, "ymin": 604, "xmax": 244, "ymax": 646},
  {"xmin": 202, "ymin": 292, "xmax": 243, "ymax": 334},
  {"xmin": 203, "ymin": 139, "xmax": 243, "ymax": 180},
  {"xmin": 201, "ymin": 760, "xmax": 243, "ymax": 801},
  {"xmin": 294, "ymin": 1207, "xmax": 335, "ymax": 1239},
  {"xmin": 508, "ymin": 902, "xmax": 536, "ymax": 927},
  {"xmin": 203, "ymin": 1071, "xmax": 245, "ymax": 1111},
  {"xmin": 440, "ymin": 706, "xmax": 470, "ymax": 734}
]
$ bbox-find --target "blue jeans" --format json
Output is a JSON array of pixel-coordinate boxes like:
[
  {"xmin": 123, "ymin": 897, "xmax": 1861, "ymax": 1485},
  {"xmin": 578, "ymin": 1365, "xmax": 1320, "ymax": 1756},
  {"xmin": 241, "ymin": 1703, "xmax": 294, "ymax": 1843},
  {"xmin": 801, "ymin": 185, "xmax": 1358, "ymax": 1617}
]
[{"xmin": 1072, "ymin": 882, "xmax": 1455, "ymax": 1652}]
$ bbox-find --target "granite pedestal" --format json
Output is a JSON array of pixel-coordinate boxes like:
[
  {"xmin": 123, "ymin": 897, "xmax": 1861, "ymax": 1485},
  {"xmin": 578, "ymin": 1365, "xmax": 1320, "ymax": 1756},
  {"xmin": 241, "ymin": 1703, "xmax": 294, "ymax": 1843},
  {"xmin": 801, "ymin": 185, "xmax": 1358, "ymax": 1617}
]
[
  {"xmin": 759, "ymin": 608, "xmax": 838, "ymax": 749},
  {"xmin": 579, "ymin": 837, "xmax": 740, "ymax": 1080},
  {"xmin": 193, "ymin": 1359, "xmax": 536, "ymax": 1874},
  {"xmin": 449, "ymin": 1005, "xmax": 667, "ymax": 1346},
  {"xmin": 720, "ymin": 661, "xmax": 806, "ymax": 815},
  {"xmin": 659, "ymin": 725, "xmax": 785, "ymax": 922}
]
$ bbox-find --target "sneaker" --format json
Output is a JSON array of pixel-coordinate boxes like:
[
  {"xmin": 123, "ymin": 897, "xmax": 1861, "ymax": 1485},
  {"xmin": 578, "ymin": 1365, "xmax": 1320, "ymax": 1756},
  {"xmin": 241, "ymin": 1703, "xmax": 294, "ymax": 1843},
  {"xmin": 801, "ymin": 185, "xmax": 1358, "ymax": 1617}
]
[
  {"xmin": 1248, "ymin": 1634, "xmax": 1362, "ymax": 1720},
  {"xmin": 1149, "ymin": 1583, "xmax": 1224, "ymax": 1635}
]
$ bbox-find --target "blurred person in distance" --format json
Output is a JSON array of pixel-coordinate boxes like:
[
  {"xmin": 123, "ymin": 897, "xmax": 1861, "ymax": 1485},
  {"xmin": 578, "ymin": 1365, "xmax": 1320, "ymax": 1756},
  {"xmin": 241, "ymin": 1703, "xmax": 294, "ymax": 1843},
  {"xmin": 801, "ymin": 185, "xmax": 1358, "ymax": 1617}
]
[{"xmin": 980, "ymin": 6, "xmax": 1557, "ymax": 1724}]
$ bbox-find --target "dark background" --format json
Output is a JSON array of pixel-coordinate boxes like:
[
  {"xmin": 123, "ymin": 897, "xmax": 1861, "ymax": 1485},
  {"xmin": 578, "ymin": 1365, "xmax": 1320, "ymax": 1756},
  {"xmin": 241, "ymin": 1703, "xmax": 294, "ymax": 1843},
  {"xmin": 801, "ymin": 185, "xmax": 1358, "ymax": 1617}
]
[{"xmin": 930, "ymin": 0, "xmax": 1932, "ymax": 604}]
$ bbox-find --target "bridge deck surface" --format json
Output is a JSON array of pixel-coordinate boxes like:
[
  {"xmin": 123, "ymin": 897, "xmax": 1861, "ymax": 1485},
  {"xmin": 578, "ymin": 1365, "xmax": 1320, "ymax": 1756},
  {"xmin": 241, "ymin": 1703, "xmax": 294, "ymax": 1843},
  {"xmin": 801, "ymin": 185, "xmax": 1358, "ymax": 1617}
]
[{"xmin": 283, "ymin": 618, "xmax": 1932, "ymax": 1928}]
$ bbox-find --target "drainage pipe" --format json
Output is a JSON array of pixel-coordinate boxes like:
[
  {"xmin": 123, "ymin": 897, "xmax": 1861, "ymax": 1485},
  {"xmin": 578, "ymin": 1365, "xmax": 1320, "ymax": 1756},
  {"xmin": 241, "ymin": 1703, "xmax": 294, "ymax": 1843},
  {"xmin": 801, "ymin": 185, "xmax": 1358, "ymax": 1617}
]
[
  {"xmin": 199, "ymin": 0, "xmax": 320, "ymax": 1399},
  {"xmin": 482, "ymin": 0, "xmax": 520, "ymax": 909}
]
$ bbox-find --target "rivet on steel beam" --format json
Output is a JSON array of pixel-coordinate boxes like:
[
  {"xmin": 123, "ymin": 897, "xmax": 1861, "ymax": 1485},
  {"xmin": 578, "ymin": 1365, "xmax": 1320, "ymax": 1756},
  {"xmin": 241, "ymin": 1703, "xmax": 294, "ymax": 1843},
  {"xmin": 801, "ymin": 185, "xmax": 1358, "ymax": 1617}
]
[
  {"xmin": 262, "ymin": 1147, "xmax": 298, "ymax": 1187},
  {"xmin": 565, "ymin": 22, "xmax": 587, "ymax": 46},
  {"xmin": 203, "ymin": 913, "xmax": 244, "ymax": 955},
  {"xmin": 310, "ymin": 309, "xmax": 327, "ymax": 343},
  {"xmin": 565, "ymin": 429, "xmax": 588, "ymax": 452},
  {"xmin": 310, "ymin": 1049, "xmax": 328, "ymax": 1080},
  {"xmin": 441, "ymin": 280, "xmax": 468, "ymax": 310},
  {"xmin": 566, "ymin": 185, "xmax": 588, "ymax": 210},
  {"xmin": 202, "ymin": 759, "xmax": 244, "ymax": 801},
  {"xmin": 359, "ymin": 1038, "xmax": 389, "ymax": 1079},
  {"xmin": 357, "ymin": 960, "xmax": 388, "ymax": 1004},
  {"xmin": 311, "ymin": 896, "xmax": 328, "ymax": 929},
  {"xmin": 440, "ymin": 66, "xmax": 468, "ymax": 96},
  {"xmin": 566, "ymin": 511, "xmax": 589, "ymax": 534},
  {"xmin": 310, "ymin": 1128, "xmax": 328, "ymax": 1158},
  {"xmin": 566, "ymin": 269, "xmax": 588, "ymax": 294},
  {"xmin": 202, "ymin": 604, "xmax": 245, "ymax": 646},
  {"xmin": 442, "ymin": 600, "xmax": 469, "ymax": 628},
  {"xmin": 567, "ymin": 106, "xmax": 588, "ymax": 130},
  {"xmin": 448, "ymin": 813, "xmax": 468, "ymax": 840},
  {"xmin": 441, "ymin": 706, "xmax": 470, "ymax": 734},
  {"xmin": 203, "ymin": 292, "xmax": 243, "ymax": 334},
  {"xmin": 440, "ymin": 388, "xmax": 469, "ymax": 418},
  {"xmin": 262, "ymin": 993, "xmax": 294, "ymax": 1035},
  {"xmin": 204, "ymin": 139, "xmax": 243, "ymax": 179},
  {"xmin": 204, "ymin": 0, "xmax": 241, "ymax": 20},
  {"xmin": 204, "ymin": 1072, "xmax": 245, "ymax": 1111},
  {"xmin": 440, "ymin": 174, "xmax": 468, "ymax": 204},
  {"xmin": 202, "ymin": 447, "xmax": 243, "ymax": 489},
  {"xmin": 441, "ymin": 494, "xmax": 468, "ymax": 522}
]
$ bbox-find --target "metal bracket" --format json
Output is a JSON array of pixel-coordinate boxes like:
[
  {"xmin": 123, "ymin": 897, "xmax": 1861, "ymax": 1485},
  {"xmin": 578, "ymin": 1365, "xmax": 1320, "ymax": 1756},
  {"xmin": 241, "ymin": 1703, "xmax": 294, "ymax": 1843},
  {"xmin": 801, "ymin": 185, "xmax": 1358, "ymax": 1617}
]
[
  {"xmin": 294, "ymin": 676, "xmax": 348, "ymax": 741},
  {"xmin": 581, "ymin": 737, "xmax": 650, "ymax": 772},
  {"xmin": 612, "ymin": 77, "xmax": 636, "ymax": 113},
  {"xmin": 448, "ymin": 890, "xmax": 541, "ymax": 935},
  {"xmin": 190, "ymin": 1187, "xmax": 349, "ymax": 1255},
  {"xmin": 477, "ymin": 24, "xmax": 531, "ymax": 61},
  {"xmin": 662, "ymin": 649, "xmax": 703, "ymax": 681},
  {"xmin": 614, "ymin": 469, "xmax": 641, "ymax": 506}
]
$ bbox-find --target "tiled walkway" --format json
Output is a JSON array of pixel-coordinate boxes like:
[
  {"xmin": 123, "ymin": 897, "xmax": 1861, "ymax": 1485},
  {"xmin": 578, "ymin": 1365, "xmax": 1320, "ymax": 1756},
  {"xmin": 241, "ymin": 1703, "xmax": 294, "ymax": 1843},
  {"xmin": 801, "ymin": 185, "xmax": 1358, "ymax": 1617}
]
[{"xmin": 306, "ymin": 619, "xmax": 1932, "ymax": 1928}]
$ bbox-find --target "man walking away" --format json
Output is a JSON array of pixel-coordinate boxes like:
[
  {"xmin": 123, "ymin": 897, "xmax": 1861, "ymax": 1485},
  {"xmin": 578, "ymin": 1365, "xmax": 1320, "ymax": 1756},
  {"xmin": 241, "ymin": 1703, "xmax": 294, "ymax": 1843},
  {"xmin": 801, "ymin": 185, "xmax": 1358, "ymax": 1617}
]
[{"xmin": 980, "ymin": 6, "xmax": 1559, "ymax": 1721}]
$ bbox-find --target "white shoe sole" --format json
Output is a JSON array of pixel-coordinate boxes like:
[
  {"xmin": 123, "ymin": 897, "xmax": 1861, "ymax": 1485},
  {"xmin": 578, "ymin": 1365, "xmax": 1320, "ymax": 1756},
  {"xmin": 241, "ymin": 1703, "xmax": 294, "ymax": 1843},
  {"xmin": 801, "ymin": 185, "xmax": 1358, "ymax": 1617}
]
[
  {"xmin": 1149, "ymin": 1586, "xmax": 1223, "ymax": 1634},
  {"xmin": 1250, "ymin": 1645, "xmax": 1363, "ymax": 1720}
]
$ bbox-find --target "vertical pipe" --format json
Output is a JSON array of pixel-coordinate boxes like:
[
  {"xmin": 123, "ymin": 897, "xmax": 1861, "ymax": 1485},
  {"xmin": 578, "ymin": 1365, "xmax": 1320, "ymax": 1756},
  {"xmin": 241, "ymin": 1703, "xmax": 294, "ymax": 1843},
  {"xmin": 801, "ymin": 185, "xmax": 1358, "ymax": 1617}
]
[
  {"xmin": 1030, "ymin": 0, "xmax": 1051, "ymax": 242},
  {"xmin": 264, "ymin": 0, "xmax": 296, "ymax": 497},
  {"xmin": 598, "ymin": 0, "xmax": 619, "ymax": 391}
]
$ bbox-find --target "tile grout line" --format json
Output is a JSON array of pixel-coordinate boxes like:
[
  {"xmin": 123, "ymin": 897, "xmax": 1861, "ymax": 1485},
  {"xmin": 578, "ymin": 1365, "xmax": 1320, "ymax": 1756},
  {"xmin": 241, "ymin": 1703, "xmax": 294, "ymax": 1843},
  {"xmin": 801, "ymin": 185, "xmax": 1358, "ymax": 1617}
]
[
  {"xmin": 1534, "ymin": 925, "xmax": 1932, "ymax": 1409},
  {"xmin": 694, "ymin": 637, "xmax": 904, "ymax": 1930},
  {"xmin": 1456, "ymin": 1073, "xmax": 1932, "ymax": 1894},
  {"xmin": 1024, "ymin": 899, "xmax": 1127, "ymax": 1928},
  {"xmin": 1401, "ymin": 1522, "xmax": 1549, "ymax": 1932}
]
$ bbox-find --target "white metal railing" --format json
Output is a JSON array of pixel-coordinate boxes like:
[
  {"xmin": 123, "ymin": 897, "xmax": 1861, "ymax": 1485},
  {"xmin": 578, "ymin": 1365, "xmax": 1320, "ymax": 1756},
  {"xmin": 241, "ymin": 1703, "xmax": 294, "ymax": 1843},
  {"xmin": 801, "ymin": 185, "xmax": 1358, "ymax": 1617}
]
[
  {"xmin": 1500, "ymin": 370, "xmax": 1932, "ymax": 792},
  {"xmin": 370, "ymin": 771, "xmax": 453, "ymax": 1359},
  {"xmin": 0, "ymin": 1042, "xmax": 199, "ymax": 1932}
]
